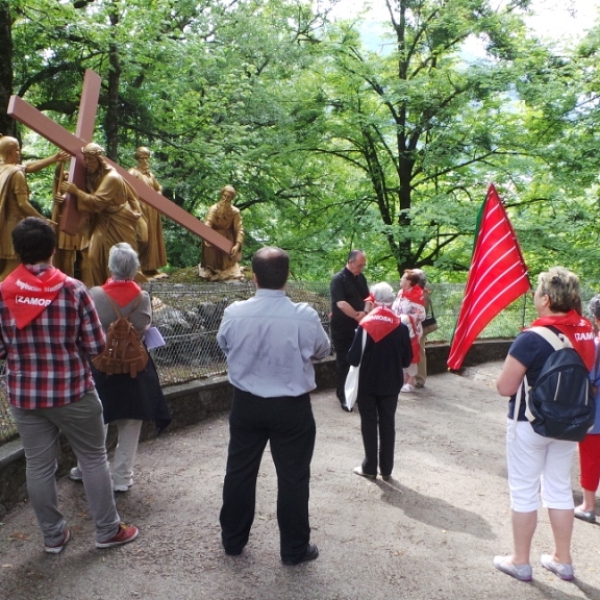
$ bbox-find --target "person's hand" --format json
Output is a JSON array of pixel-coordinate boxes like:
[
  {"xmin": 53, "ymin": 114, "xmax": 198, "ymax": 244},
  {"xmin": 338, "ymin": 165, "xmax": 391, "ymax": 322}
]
[
  {"xmin": 59, "ymin": 181, "xmax": 78, "ymax": 195},
  {"xmin": 55, "ymin": 151, "xmax": 70, "ymax": 163},
  {"xmin": 355, "ymin": 311, "xmax": 366, "ymax": 322},
  {"xmin": 230, "ymin": 243, "xmax": 240, "ymax": 257}
]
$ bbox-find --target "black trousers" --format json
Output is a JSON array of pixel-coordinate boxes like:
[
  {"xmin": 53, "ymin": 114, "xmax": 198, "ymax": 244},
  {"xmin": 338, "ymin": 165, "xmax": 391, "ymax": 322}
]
[
  {"xmin": 357, "ymin": 393, "xmax": 398, "ymax": 477},
  {"xmin": 220, "ymin": 388, "xmax": 316, "ymax": 561},
  {"xmin": 331, "ymin": 327, "xmax": 356, "ymax": 405}
]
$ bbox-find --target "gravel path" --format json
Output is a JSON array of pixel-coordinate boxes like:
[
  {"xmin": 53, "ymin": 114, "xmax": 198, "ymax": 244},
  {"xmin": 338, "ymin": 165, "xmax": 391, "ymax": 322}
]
[{"xmin": 1, "ymin": 363, "xmax": 599, "ymax": 600}]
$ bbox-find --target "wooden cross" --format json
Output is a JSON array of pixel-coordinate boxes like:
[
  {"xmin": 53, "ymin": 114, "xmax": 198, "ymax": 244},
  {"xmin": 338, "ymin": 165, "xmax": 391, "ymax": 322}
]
[{"xmin": 7, "ymin": 69, "xmax": 233, "ymax": 255}]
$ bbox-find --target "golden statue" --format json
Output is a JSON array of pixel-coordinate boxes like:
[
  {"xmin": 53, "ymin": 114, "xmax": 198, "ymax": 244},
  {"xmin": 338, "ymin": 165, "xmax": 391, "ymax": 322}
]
[
  {"xmin": 51, "ymin": 163, "xmax": 92, "ymax": 277},
  {"xmin": 198, "ymin": 185, "xmax": 244, "ymax": 281},
  {"xmin": 128, "ymin": 146, "xmax": 168, "ymax": 279},
  {"xmin": 60, "ymin": 142, "xmax": 147, "ymax": 287},
  {"xmin": 0, "ymin": 135, "xmax": 67, "ymax": 281}
]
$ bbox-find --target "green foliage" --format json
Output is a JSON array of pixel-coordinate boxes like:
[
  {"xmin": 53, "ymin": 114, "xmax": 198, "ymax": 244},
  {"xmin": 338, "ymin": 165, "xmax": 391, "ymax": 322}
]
[{"xmin": 4, "ymin": 0, "xmax": 600, "ymax": 283}]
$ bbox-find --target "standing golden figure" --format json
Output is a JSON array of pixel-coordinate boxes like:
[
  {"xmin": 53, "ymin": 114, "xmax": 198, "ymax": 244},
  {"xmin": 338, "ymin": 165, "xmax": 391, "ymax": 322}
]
[
  {"xmin": 128, "ymin": 147, "xmax": 168, "ymax": 279},
  {"xmin": 0, "ymin": 135, "xmax": 67, "ymax": 281},
  {"xmin": 198, "ymin": 185, "xmax": 244, "ymax": 281}
]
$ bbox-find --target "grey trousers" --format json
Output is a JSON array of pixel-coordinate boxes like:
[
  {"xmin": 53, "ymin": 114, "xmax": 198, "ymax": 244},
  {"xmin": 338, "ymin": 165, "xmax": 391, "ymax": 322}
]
[{"xmin": 10, "ymin": 390, "xmax": 121, "ymax": 547}]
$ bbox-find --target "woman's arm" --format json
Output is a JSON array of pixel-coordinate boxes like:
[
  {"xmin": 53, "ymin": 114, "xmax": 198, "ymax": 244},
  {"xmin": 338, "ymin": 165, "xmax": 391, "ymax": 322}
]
[{"xmin": 496, "ymin": 354, "xmax": 527, "ymax": 397}]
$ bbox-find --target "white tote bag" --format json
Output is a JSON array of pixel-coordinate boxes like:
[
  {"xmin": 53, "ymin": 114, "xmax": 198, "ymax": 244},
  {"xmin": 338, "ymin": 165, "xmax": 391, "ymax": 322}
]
[{"xmin": 344, "ymin": 329, "xmax": 366, "ymax": 411}]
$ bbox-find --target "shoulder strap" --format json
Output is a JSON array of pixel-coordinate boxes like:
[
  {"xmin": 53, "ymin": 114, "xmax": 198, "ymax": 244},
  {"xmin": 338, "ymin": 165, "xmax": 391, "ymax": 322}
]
[
  {"xmin": 528, "ymin": 326, "xmax": 570, "ymax": 350},
  {"xmin": 125, "ymin": 295, "xmax": 142, "ymax": 319},
  {"xmin": 428, "ymin": 301, "xmax": 435, "ymax": 319},
  {"xmin": 105, "ymin": 294, "xmax": 123, "ymax": 321},
  {"xmin": 105, "ymin": 293, "xmax": 142, "ymax": 321},
  {"xmin": 357, "ymin": 327, "xmax": 367, "ymax": 364},
  {"xmin": 512, "ymin": 326, "xmax": 565, "ymax": 437}
]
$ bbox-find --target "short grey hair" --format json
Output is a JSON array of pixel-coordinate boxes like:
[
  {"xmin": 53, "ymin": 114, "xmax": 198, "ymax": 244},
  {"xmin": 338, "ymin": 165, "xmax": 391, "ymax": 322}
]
[
  {"xmin": 108, "ymin": 243, "xmax": 139, "ymax": 281},
  {"xmin": 412, "ymin": 268, "xmax": 427, "ymax": 288},
  {"xmin": 370, "ymin": 282, "xmax": 395, "ymax": 306},
  {"xmin": 589, "ymin": 294, "xmax": 600, "ymax": 321}
]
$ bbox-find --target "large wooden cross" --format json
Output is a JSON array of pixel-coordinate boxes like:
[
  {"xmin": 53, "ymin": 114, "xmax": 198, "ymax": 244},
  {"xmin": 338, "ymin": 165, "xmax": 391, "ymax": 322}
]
[{"xmin": 7, "ymin": 69, "xmax": 233, "ymax": 254}]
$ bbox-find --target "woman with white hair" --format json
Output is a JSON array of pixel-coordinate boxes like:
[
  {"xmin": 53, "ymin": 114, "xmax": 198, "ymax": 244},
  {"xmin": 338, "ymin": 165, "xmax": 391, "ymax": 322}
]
[
  {"xmin": 70, "ymin": 243, "xmax": 171, "ymax": 492},
  {"xmin": 347, "ymin": 282, "xmax": 413, "ymax": 481}
]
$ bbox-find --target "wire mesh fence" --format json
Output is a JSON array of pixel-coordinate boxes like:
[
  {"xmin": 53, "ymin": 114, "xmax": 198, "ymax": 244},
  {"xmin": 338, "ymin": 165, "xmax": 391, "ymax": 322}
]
[{"xmin": 2, "ymin": 280, "xmax": 595, "ymax": 445}]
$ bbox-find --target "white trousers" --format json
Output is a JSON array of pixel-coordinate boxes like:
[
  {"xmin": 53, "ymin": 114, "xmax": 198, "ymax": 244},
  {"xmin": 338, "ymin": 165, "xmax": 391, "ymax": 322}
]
[{"xmin": 506, "ymin": 419, "xmax": 576, "ymax": 512}]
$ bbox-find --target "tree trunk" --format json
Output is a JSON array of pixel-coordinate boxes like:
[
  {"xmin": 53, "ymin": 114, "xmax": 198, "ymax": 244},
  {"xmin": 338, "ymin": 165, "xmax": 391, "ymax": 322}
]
[
  {"xmin": 105, "ymin": 4, "xmax": 120, "ymax": 160},
  {"xmin": 0, "ymin": 1, "xmax": 15, "ymax": 137}
]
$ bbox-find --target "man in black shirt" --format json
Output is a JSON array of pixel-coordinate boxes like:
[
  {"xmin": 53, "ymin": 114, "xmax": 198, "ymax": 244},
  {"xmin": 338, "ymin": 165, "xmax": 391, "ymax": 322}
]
[{"xmin": 329, "ymin": 250, "xmax": 371, "ymax": 410}]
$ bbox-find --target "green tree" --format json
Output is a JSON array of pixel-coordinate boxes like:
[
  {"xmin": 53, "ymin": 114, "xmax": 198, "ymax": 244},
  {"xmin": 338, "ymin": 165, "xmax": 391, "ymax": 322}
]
[{"xmin": 295, "ymin": 0, "xmax": 597, "ymax": 277}]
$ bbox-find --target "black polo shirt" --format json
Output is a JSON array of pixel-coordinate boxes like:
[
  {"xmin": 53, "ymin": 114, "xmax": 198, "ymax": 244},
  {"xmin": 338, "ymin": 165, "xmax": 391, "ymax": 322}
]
[{"xmin": 329, "ymin": 267, "xmax": 369, "ymax": 335}]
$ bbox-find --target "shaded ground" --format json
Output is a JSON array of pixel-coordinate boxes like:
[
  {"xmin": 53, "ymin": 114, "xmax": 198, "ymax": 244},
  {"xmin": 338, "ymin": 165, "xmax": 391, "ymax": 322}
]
[{"xmin": 1, "ymin": 363, "xmax": 600, "ymax": 600}]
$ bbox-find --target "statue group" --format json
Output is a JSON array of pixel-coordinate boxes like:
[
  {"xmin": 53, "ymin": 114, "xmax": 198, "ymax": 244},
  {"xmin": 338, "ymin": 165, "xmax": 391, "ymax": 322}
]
[{"xmin": 0, "ymin": 135, "xmax": 244, "ymax": 285}]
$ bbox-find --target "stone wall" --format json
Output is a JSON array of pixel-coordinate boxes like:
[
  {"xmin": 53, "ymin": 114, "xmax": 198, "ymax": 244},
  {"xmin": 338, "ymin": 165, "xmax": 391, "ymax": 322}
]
[{"xmin": 0, "ymin": 339, "xmax": 511, "ymax": 518}]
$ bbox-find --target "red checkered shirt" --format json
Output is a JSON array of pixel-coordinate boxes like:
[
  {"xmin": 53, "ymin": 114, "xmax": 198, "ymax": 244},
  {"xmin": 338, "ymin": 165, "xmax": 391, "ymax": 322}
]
[{"xmin": 0, "ymin": 265, "xmax": 106, "ymax": 409}]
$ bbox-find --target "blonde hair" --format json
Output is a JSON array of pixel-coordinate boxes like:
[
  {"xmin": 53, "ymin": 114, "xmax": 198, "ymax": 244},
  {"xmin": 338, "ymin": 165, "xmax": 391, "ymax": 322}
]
[{"xmin": 537, "ymin": 267, "xmax": 582, "ymax": 314}]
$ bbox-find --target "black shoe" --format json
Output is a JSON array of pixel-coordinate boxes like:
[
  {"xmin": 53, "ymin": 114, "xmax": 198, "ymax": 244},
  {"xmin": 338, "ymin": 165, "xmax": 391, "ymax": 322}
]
[
  {"xmin": 224, "ymin": 547, "xmax": 243, "ymax": 556},
  {"xmin": 282, "ymin": 543, "xmax": 319, "ymax": 566}
]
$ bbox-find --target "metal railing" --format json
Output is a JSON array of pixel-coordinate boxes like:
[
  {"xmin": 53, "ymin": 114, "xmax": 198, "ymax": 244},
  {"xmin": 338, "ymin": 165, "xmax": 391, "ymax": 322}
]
[{"xmin": 0, "ymin": 281, "xmax": 556, "ymax": 444}]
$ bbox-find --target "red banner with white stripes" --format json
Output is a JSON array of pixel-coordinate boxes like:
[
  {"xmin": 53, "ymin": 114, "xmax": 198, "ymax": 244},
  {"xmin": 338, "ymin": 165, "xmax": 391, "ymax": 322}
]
[{"xmin": 447, "ymin": 184, "xmax": 530, "ymax": 370}]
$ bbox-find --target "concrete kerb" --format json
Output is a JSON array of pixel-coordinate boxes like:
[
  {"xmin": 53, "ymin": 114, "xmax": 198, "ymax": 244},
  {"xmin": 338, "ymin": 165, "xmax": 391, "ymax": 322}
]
[{"xmin": 0, "ymin": 339, "xmax": 512, "ymax": 517}]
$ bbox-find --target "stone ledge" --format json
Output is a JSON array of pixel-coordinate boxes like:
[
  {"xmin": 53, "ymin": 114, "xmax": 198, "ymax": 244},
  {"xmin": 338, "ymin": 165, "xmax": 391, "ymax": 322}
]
[{"xmin": 0, "ymin": 339, "xmax": 510, "ymax": 517}]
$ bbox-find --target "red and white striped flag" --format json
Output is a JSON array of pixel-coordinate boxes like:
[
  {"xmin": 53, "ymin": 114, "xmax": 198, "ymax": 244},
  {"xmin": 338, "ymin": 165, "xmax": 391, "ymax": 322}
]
[{"xmin": 447, "ymin": 184, "xmax": 530, "ymax": 370}]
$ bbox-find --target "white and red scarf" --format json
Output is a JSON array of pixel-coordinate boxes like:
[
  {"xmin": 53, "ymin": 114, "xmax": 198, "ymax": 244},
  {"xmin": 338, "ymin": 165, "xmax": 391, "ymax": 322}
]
[
  {"xmin": 1, "ymin": 264, "xmax": 67, "ymax": 329},
  {"xmin": 360, "ymin": 306, "xmax": 401, "ymax": 342},
  {"xmin": 528, "ymin": 309, "xmax": 595, "ymax": 370}
]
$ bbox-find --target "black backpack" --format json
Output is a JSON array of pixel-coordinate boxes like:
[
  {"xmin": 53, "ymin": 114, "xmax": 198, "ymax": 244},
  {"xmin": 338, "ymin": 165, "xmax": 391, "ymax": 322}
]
[
  {"xmin": 92, "ymin": 295, "xmax": 149, "ymax": 378},
  {"xmin": 516, "ymin": 327, "xmax": 595, "ymax": 442}
]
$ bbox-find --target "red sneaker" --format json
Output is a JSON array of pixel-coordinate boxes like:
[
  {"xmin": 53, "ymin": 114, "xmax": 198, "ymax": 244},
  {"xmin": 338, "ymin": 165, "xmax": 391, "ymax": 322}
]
[
  {"xmin": 95, "ymin": 523, "xmax": 139, "ymax": 549},
  {"xmin": 44, "ymin": 528, "xmax": 71, "ymax": 554}
]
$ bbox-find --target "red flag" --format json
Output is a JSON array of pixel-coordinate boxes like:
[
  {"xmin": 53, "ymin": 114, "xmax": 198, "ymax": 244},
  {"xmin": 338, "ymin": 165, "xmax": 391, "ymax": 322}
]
[{"xmin": 447, "ymin": 184, "xmax": 530, "ymax": 370}]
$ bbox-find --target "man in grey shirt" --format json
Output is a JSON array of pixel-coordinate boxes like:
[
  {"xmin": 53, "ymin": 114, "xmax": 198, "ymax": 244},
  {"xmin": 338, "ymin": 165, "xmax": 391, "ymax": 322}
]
[{"xmin": 217, "ymin": 246, "xmax": 330, "ymax": 565}]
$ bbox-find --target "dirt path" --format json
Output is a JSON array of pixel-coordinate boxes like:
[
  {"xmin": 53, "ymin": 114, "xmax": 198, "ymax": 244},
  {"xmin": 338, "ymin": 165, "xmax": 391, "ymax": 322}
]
[{"xmin": 1, "ymin": 363, "xmax": 599, "ymax": 600}]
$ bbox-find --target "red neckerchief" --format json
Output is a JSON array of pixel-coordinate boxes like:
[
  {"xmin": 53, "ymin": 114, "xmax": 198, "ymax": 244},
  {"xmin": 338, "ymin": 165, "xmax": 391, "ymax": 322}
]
[
  {"xmin": 360, "ymin": 306, "xmax": 400, "ymax": 342},
  {"xmin": 101, "ymin": 278, "xmax": 141, "ymax": 307},
  {"xmin": 400, "ymin": 285, "xmax": 424, "ymax": 306},
  {"xmin": 529, "ymin": 310, "xmax": 595, "ymax": 370},
  {"xmin": 1, "ymin": 264, "xmax": 67, "ymax": 329}
]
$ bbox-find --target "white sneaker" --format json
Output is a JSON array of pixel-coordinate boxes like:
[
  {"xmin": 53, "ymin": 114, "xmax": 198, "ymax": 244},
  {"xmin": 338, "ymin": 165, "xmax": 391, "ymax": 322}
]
[
  {"xmin": 69, "ymin": 467, "xmax": 83, "ymax": 481},
  {"xmin": 400, "ymin": 384, "xmax": 415, "ymax": 393},
  {"xmin": 113, "ymin": 479, "xmax": 134, "ymax": 493}
]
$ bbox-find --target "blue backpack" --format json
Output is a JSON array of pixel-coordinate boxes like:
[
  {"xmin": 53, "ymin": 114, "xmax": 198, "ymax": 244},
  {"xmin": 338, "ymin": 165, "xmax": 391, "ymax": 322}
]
[{"xmin": 516, "ymin": 327, "xmax": 595, "ymax": 442}]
